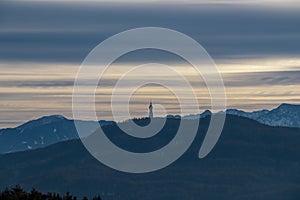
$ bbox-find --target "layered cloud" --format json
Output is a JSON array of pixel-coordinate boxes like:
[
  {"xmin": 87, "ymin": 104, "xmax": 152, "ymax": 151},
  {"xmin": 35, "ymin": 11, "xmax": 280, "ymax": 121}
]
[
  {"xmin": 0, "ymin": 1, "xmax": 299, "ymax": 127},
  {"xmin": 1, "ymin": 1, "xmax": 300, "ymax": 62}
]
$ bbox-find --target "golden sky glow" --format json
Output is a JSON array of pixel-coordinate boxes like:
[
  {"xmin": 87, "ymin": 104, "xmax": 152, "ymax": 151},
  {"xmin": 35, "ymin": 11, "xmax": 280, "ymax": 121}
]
[{"xmin": 0, "ymin": 57, "xmax": 299, "ymax": 128}]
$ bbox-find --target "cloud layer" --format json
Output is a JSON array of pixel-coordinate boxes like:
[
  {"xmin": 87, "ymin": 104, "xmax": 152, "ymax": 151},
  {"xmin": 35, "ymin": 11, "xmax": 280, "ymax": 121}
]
[{"xmin": 0, "ymin": 1, "xmax": 299, "ymax": 127}]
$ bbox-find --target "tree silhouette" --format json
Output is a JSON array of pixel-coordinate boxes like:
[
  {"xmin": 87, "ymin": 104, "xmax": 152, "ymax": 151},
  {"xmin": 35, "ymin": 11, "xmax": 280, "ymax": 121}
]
[{"xmin": 0, "ymin": 186, "xmax": 102, "ymax": 200}]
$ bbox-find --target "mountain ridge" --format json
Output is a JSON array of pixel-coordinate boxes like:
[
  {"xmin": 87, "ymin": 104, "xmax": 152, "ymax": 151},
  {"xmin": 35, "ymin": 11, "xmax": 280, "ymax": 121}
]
[
  {"xmin": 0, "ymin": 115, "xmax": 113, "ymax": 154},
  {"xmin": 225, "ymin": 103, "xmax": 300, "ymax": 128},
  {"xmin": 0, "ymin": 103, "xmax": 299, "ymax": 154},
  {"xmin": 0, "ymin": 115, "xmax": 299, "ymax": 200}
]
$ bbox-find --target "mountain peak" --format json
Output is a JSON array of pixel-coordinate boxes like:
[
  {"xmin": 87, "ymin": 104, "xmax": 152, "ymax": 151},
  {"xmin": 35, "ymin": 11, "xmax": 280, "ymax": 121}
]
[
  {"xmin": 202, "ymin": 110, "xmax": 212, "ymax": 114},
  {"xmin": 226, "ymin": 103, "xmax": 300, "ymax": 128},
  {"xmin": 17, "ymin": 115, "xmax": 68, "ymax": 130},
  {"xmin": 41, "ymin": 115, "xmax": 67, "ymax": 120}
]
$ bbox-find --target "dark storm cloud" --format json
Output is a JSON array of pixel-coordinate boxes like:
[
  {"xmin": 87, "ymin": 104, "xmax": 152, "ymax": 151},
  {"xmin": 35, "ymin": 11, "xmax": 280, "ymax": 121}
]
[{"xmin": 0, "ymin": 1, "xmax": 300, "ymax": 63}]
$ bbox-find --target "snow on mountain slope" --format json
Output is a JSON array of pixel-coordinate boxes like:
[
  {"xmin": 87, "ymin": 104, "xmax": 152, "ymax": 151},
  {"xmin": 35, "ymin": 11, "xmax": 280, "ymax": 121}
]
[
  {"xmin": 226, "ymin": 103, "xmax": 300, "ymax": 128},
  {"xmin": 0, "ymin": 115, "xmax": 113, "ymax": 154},
  {"xmin": 0, "ymin": 103, "xmax": 299, "ymax": 154},
  {"xmin": 179, "ymin": 103, "xmax": 300, "ymax": 128}
]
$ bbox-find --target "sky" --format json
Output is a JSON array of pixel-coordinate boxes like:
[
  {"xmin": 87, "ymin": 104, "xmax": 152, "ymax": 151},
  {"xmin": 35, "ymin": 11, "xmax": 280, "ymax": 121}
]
[{"xmin": 0, "ymin": 0, "xmax": 300, "ymax": 128}]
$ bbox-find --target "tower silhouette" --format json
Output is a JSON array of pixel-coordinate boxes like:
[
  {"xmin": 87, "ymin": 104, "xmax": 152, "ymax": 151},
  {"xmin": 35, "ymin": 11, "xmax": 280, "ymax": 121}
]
[{"xmin": 149, "ymin": 100, "xmax": 153, "ymax": 119}]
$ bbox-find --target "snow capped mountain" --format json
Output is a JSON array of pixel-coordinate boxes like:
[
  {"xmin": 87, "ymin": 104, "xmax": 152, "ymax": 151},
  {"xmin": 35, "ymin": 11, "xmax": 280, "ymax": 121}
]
[
  {"xmin": 0, "ymin": 115, "xmax": 113, "ymax": 154},
  {"xmin": 178, "ymin": 104, "xmax": 300, "ymax": 128},
  {"xmin": 1, "ymin": 115, "xmax": 299, "ymax": 199},
  {"xmin": 0, "ymin": 103, "xmax": 299, "ymax": 154},
  {"xmin": 226, "ymin": 103, "xmax": 300, "ymax": 128},
  {"xmin": 16, "ymin": 115, "xmax": 67, "ymax": 131}
]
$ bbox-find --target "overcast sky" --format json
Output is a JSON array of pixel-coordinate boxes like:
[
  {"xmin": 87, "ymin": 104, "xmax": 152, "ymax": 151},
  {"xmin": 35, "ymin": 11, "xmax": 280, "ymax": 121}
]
[{"xmin": 0, "ymin": 0, "xmax": 299, "ymax": 127}]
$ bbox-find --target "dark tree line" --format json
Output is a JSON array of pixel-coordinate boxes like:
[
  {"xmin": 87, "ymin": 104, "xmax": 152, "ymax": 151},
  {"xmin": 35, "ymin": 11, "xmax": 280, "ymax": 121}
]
[{"xmin": 0, "ymin": 185, "xmax": 102, "ymax": 200}]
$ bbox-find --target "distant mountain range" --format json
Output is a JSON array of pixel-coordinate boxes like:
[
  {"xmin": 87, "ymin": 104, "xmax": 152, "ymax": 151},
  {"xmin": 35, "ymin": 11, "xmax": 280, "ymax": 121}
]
[
  {"xmin": 0, "ymin": 115, "xmax": 299, "ymax": 200},
  {"xmin": 0, "ymin": 103, "xmax": 299, "ymax": 154},
  {"xmin": 179, "ymin": 103, "xmax": 300, "ymax": 128},
  {"xmin": 226, "ymin": 103, "xmax": 300, "ymax": 128},
  {"xmin": 0, "ymin": 115, "xmax": 113, "ymax": 154}
]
